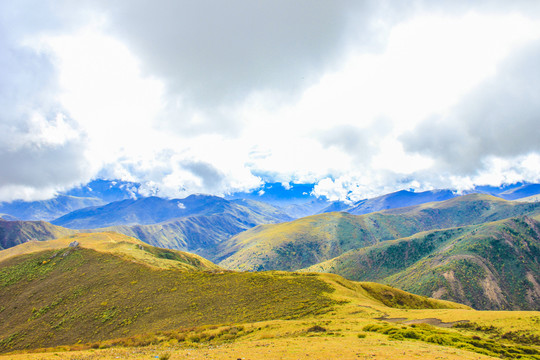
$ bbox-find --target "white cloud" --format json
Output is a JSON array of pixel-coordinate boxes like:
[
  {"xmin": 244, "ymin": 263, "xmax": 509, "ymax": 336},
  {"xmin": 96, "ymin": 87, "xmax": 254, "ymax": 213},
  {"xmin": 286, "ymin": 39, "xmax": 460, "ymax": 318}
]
[{"xmin": 2, "ymin": 1, "xmax": 540, "ymax": 202}]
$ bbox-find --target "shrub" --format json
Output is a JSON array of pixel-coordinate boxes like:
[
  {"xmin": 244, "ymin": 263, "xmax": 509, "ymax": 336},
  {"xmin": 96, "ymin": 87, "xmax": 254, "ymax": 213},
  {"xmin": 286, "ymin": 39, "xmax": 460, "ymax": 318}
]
[
  {"xmin": 307, "ymin": 325, "xmax": 327, "ymax": 333},
  {"xmin": 362, "ymin": 324, "xmax": 386, "ymax": 332},
  {"xmin": 424, "ymin": 334, "xmax": 450, "ymax": 345},
  {"xmin": 400, "ymin": 329, "xmax": 421, "ymax": 339}
]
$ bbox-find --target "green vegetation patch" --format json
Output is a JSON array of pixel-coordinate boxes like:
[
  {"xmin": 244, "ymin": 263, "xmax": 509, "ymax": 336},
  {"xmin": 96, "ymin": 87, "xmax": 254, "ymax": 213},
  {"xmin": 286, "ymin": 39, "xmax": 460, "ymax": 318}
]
[
  {"xmin": 454, "ymin": 322, "xmax": 540, "ymax": 346},
  {"xmin": 363, "ymin": 322, "xmax": 540, "ymax": 359},
  {"xmin": 0, "ymin": 252, "xmax": 54, "ymax": 287},
  {"xmin": 139, "ymin": 245, "xmax": 205, "ymax": 268},
  {"xmin": 359, "ymin": 283, "xmax": 460, "ymax": 309}
]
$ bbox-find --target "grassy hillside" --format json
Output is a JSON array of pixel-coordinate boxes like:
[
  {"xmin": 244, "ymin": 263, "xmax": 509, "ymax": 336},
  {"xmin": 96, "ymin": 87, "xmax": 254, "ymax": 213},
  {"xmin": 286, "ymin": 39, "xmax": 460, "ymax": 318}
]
[
  {"xmin": 218, "ymin": 194, "xmax": 540, "ymax": 272},
  {"xmin": 0, "ymin": 219, "xmax": 76, "ymax": 250},
  {"xmin": 386, "ymin": 216, "xmax": 540, "ymax": 310},
  {"xmin": 306, "ymin": 216, "xmax": 540, "ymax": 310},
  {"xmin": 2, "ymin": 260, "xmax": 539, "ymax": 359},
  {"xmin": 217, "ymin": 212, "xmax": 378, "ymax": 270},
  {"xmin": 0, "ymin": 244, "xmax": 332, "ymax": 352},
  {"xmin": 0, "ymin": 234, "xmax": 475, "ymax": 354},
  {"xmin": 0, "ymin": 232, "xmax": 219, "ymax": 271}
]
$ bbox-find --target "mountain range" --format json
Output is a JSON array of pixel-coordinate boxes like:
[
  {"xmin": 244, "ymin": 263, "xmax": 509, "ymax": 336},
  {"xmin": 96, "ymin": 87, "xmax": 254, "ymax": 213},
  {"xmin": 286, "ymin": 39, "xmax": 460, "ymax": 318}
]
[
  {"xmin": 1, "ymin": 190, "xmax": 540, "ymax": 358},
  {"xmin": 306, "ymin": 216, "xmax": 540, "ymax": 310},
  {"xmin": 0, "ymin": 195, "xmax": 103, "ymax": 222},
  {"xmin": 1, "ymin": 181, "xmax": 540, "ymax": 312},
  {"xmin": 215, "ymin": 194, "xmax": 540, "ymax": 310},
  {"xmin": 51, "ymin": 195, "xmax": 290, "ymax": 229},
  {"xmin": 0, "ymin": 218, "xmax": 75, "ymax": 250},
  {"xmin": 0, "ymin": 195, "xmax": 291, "ymax": 255},
  {"xmin": 3, "ymin": 180, "xmax": 540, "ymax": 222},
  {"xmin": 217, "ymin": 194, "xmax": 540, "ymax": 270}
]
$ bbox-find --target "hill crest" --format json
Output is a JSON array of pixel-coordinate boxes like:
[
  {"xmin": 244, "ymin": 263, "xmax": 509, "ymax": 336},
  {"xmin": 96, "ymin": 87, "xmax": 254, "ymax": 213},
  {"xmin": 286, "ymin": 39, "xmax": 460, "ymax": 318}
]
[{"xmin": 0, "ymin": 232, "xmax": 219, "ymax": 272}]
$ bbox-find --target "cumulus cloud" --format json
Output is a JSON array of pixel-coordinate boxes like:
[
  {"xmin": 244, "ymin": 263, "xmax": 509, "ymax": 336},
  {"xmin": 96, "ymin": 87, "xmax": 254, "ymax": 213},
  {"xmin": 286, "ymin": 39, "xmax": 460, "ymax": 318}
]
[
  {"xmin": 0, "ymin": 1, "xmax": 93, "ymax": 200},
  {"xmin": 318, "ymin": 120, "xmax": 392, "ymax": 165},
  {"xmin": 182, "ymin": 161, "xmax": 225, "ymax": 191},
  {"xmin": 89, "ymin": 0, "xmax": 395, "ymax": 135},
  {"xmin": 4, "ymin": 0, "xmax": 540, "ymax": 202},
  {"xmin": 99, "ymin": 1, "xmax": 369, "ymax": 102},
  {"xmin": 401, "ymin": 41, "xmax": 540, "ymax": 175}
]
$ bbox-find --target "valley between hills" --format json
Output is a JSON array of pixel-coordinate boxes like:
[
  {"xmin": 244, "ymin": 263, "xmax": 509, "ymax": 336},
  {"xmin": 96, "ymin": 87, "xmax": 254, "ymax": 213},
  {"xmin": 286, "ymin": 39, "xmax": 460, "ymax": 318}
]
[{"xmin": 0, "ymin": 185, "xmax": 539, "ymax": 359}]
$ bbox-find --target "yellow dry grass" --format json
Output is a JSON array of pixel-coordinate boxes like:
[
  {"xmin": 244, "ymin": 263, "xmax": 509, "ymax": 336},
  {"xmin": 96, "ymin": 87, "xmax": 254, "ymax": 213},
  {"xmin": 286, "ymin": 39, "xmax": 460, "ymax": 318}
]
[
  {"xmin": 1, "ymin": 333, "xmax": 500, "ymax": 360},
  {"xmin": 2, "ymin": 271, "xmax": 538, "ymax": 359}
]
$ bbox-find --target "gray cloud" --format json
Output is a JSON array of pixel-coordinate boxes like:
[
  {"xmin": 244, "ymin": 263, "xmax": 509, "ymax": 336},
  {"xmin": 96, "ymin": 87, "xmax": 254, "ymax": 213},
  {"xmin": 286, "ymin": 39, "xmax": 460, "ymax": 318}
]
[
  {"xmin": 182, "ymin": 161, "xmax": 225, "ymax": 191},
  {"xmin": 319, "ymin": 120, "xmax": 392, "ymax": 164},
  {"xmin": 101, "ymin": 1, "xmax": 368, "ymax": 102},
  {"xmin": 0, "ymin": 1, "xmax": 92, "ymax": 200},
  {"xmin": 92, "ymin": 0, "xmax": 392, "ymax": 134},
  {"xmin": 320, "ymin": 125, "xmax": 371, "ymax": 155},
  {"xmin": 401, "ymin": 40, "xmax": 540, "ymax": 174},
  {"xmin": 94, "ymin": 0, "xmax": 540, "ymax": 136},
  {"xmin": 4, "ymin": 0, "xmax": 540, "ymax": 201},
  {"xmin": 0, "ymin": 142, "xmax": 89, "ymax": 188}
]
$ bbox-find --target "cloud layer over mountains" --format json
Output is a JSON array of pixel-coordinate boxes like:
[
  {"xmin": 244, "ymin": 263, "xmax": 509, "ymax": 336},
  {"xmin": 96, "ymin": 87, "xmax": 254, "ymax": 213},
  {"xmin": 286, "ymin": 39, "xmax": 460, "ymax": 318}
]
[{"xmin": 2, "ymin": 0, "xmax": 540, "ymax": 201}]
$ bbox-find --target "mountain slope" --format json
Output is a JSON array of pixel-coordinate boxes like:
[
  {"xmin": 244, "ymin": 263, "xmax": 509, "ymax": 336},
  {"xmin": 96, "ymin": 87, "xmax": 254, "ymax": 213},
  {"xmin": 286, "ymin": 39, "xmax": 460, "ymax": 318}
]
[
  {"xmin": 218, "ymin": 194, "xmax": 540, "ymax": 272},
  {"xmin": 52, "ymin": 195, "xmax": 291, "ymax": 229},
  {"xmin": 52, "ymin": 195, "xmax": 226, "ymax": 228},
  {"xmin": 384, "ymin": 216, "xmax": 540, "ymax": 310},
  {"xmin": 306, "ymin": 216, "xmax": 540, "ymax": 310},
  {"xmin": 0, "ymin": 232, "xmax": 219, "ymax": 271},
  {"xmin": 0, "ymin": 195, "xmax": 103, "ymax": 221},
  {"xmin": 332, "ymin": 189, "xmax": 457, "ymax": 215},
  {"xmin": 0, "ymin": 198, "xmax": 292, "ymax": 258},
  {"xmin": 97, "ymin": 210, "xmax": 281, "ymax": 258},
  {"xmin": 497, "ymin": 183, "xmax": 540, "ymax": 200},
  {"xmin": 0, "ymin": 219, "xmax": 76, "ymax": 250},
  {"xmin": 0, "ymin": 234, "xmax": 468, "ymax": 353}
]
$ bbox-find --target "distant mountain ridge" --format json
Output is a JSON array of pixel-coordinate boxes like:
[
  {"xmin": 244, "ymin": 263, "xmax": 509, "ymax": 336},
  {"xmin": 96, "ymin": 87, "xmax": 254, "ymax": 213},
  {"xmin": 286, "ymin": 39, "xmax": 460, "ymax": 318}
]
[
  {"xmin": 496, "ymin": 183, "xmax": 540, "ymax": 200},
  {"xmin": 0, "ymin": 195, "xmax": 103, "ymax": 221},
  {"xmin": 323, "ymin": 189, "xmax": 457, "ymax": 215},
  {"xmin": 0, "ymin": 219, "xmax": 76, "ymax": 250},
  {"xmin": 93, "ymin": 198, "xmax": 292, "ymax": 256},
  {"xmin": 1, "ymin": 179, "xmax": 539, "ymax": 222},
  {"xmin": 0, "ymin": 195, "xmax": 292, "ymax": 257},
  {"xmin": 218, "ymin": 194, "xmax": 540, "ymax": 272},
  {"xmin": 52, "ymin": 194, "xmax": 291, "ymax": 229},
  {"xmin": 230, "ymin": 181, "xmax": 540, "ymax": 218},
  {"xmin": 0, "ymin": 180, "xmax": 143, "ymax": 222}
]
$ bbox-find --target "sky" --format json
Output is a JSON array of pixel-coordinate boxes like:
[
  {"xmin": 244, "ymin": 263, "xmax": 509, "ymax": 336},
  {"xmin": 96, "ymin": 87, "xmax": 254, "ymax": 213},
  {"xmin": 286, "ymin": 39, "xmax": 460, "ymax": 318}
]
[{"xmin": 2, "ymin": 0, "xmax": 540, "ymax": 202}]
